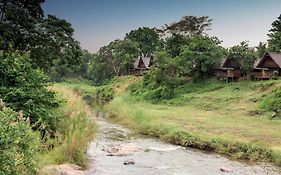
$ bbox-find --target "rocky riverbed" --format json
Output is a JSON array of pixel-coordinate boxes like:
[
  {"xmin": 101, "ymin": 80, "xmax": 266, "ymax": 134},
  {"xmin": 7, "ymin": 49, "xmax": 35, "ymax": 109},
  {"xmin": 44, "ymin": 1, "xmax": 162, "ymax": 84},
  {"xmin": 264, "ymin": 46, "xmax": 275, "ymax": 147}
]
[{"xmin": 85, "ymin": 111, "xmax": 281, "ymax": 175}]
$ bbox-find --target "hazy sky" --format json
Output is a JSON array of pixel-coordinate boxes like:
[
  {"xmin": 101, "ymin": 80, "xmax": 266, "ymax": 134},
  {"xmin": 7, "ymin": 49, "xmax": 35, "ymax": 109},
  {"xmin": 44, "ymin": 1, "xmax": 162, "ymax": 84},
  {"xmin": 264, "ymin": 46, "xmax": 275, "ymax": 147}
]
[{"xmin": 43, "ymin": 0, "xmax": 281, "ymax": 53}]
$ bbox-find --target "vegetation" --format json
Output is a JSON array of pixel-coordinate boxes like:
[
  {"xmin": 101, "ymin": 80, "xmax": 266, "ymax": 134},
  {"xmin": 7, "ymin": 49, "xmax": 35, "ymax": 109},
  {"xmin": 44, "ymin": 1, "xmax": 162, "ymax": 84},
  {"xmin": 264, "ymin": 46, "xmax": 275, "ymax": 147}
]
[
  {"xmin": 125, "ymin": 27, "xmax": 161, "ymax": 56},
  {"xmin": 0, "ymin": 1, "xmax": 92, "ymax": 174},
  {"xmin": 41, "ymin": 84, "xmax": 96, "ymax": 167},
  {"xmin": 268, "ymin": 14, "xmax": 281, "ymax": 52},
  {"xmin": 0, "ymin": 0, "xmax": 82, "ymax": 71},
  {"xmin": 0, "ymin": 51, "xmax": 59, "ymax": 134},
  {"xmin": 1, "ymin": 0, "xmax": 281, "ymax": 172},
  {"xmin": 80, "ymin": 77, "xmax": 281, "ymax": 165},
  {"xmin": 227, "ymin": 41, "xmax": 258, "ymax": 74},
  {"xmin": 0, "ymin": 107, "xmax": 40, "ymax": 175}
]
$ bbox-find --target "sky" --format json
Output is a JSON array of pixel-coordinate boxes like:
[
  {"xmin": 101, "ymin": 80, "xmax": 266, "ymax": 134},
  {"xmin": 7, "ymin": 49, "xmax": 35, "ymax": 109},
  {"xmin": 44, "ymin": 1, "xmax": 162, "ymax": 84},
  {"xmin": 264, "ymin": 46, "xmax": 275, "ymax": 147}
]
[{"xmin": 43, "ymin": 0, "xmax": 281, "ymax": 53}]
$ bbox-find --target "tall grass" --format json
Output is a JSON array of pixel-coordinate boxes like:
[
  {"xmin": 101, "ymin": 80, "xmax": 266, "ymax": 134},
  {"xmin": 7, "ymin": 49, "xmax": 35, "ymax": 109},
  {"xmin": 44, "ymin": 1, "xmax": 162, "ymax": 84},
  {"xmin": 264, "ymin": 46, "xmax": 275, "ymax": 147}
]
[{"xmin": 41, "ymin": 84, "xmax": 97, "ymax": 168}]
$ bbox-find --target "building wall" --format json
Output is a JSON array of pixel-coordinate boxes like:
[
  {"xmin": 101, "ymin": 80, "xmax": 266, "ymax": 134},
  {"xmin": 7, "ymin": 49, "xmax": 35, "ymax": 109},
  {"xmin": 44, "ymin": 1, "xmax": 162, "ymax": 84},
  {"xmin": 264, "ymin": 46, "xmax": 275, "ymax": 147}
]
[{"xmin": 262, "ymin": 56, "xmax": 279, "ymax": 68}]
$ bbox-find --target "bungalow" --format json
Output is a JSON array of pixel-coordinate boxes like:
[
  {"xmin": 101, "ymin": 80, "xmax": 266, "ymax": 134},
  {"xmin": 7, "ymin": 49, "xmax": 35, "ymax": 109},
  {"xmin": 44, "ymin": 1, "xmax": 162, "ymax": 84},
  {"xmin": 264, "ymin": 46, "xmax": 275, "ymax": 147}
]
[
  {"xmin": 131, "ymin": 56, "xmax": 153, "ymax": 76},
  {"xmin": 215, "ymin": 58, "xmax": 243, "ymax": 81},
  {"xmin": 253, "ymin": 52, "xmax": 281, "ymax": 79}
]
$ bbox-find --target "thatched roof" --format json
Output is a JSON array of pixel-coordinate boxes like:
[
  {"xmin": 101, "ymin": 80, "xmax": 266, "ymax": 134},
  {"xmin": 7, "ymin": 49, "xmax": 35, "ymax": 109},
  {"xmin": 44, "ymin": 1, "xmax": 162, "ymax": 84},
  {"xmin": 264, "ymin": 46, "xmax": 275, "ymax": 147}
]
[
  {"xmin": 256, "ymin": 52, "xmax": 281, "ymax": 68},
  {"xmin": 133, "ymin": 56, "xmax": 152, "ymax": 69}
]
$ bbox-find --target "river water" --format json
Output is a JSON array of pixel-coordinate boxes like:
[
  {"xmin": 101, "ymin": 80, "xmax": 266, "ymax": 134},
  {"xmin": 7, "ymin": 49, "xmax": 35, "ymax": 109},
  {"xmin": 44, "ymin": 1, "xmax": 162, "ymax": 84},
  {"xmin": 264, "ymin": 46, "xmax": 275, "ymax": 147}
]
[{"xmin": 86, "ymin": 111, "xmax": 281, "ymax": 175}]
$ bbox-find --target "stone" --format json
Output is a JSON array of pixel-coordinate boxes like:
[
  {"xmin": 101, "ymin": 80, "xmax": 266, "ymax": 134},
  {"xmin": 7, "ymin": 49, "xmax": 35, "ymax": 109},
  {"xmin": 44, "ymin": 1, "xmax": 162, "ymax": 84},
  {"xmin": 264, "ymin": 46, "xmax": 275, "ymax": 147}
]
[
  {"xmin": 123, "ymin": 159, "xmax": 135, "ymax": 165},
  {"xmin": 104, "ymin": 143, "xmax": 141, "ymax": 156},
  {"xmin": 220, "ymin": 166, "xmax": 233, "ymax": 172}
]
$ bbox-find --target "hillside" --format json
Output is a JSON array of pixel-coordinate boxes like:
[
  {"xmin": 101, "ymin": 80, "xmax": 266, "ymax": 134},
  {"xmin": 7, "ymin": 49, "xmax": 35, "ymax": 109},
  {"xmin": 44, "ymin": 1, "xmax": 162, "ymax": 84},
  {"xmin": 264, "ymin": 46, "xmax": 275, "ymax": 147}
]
[{"xmin": 59, "ymin": 77, "xmax": 281, "ymax": 165}]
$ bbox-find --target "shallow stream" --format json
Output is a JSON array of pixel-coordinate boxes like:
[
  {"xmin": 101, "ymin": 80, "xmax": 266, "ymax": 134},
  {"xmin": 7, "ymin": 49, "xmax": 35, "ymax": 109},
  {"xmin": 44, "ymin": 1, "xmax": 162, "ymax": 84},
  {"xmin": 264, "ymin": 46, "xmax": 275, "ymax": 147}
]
[{"xmin": 86, "ymin": 111, "xmax": 281, "ymax": 175}]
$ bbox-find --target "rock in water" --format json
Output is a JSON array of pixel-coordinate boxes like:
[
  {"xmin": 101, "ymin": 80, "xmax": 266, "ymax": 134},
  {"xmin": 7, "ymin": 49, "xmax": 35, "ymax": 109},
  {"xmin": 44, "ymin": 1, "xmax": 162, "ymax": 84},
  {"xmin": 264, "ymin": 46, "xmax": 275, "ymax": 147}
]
[
  {"xmin": 123, "ymin": 159, "xmax": 135, "ymax": 165},
  {"xmin": 220, "ymin": 166, "xmax": 233, "ymax": 172},
  {"xmin": 104, "ymin": 143, "xmax": 141, "ymax": 156}
]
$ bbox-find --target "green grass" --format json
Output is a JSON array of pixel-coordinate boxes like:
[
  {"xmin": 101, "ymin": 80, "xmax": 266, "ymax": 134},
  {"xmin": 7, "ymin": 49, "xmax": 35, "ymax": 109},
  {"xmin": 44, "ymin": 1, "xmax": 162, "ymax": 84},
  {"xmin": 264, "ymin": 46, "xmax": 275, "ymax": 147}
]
[
  {"xmin": 59, "ymin": 77, "xmax": 281, "ymax": 166},
  {"xmin": 39, "ymin": 84, "xmax": 97, "ymax": 168}
]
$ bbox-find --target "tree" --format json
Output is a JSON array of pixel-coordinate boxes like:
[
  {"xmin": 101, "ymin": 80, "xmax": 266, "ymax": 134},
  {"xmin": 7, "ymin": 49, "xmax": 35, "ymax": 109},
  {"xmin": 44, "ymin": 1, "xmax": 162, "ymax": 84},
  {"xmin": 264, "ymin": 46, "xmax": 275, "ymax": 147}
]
[
  {"xmin": 256, "ymin": 42, "xmax": 267, "ymax": 58},
  {"xmin": 99, "ymin": 39, "xmax": 139, "ymax": 76},
  {"xmin": 125, "ymin": 27, "xmax": 160, "ymax": 56},
  {"xmin": 161, "ymin": 16, "xmax": 212, "ymax": 36},
  {"xmin": 30, "ymin": 15, "xmax": 82, "ymax": 71},
  {"xmin": 0, "ymin": 1, "xmax": 82, "ymax": 71},
  {"xmin": 178, "ymin": 36, "xmax": 224, "ymax": 79},
  {"xmin": 88, "ymin": 53, "xmax": 114, "ymax": 85},
  {"xmin": 0, "ymin": 51, "xmax": 59, "ymax": 134},
  {"xmin": 0, "ymin": 0, "xmax": 44, "ymax": 51},
  {"xmin": 227, "ymin": 41, "xmax": 257, "ymax": 73},
  {"xmin": 165, "ymin": 33, "xmax": 190, "ymax": 57},
  {"xmin": 268, "ymin": 14, "xmax": 281, "ymax": 52}
]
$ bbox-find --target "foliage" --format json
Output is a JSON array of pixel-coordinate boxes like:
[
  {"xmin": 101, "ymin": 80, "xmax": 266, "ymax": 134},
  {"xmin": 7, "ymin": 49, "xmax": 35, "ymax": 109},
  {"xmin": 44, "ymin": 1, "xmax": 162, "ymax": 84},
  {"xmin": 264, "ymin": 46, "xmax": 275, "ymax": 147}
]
[
  {"xmin": 260, "ymin": 87, "xmax": 281, "ymax": 117},
  {"xmin": 178, "ymin": 36, "xmax": 225, "ymax": 79},
  {"xmin": 44, "ymin": 85, "xmax": 96, "ymax": 167},
  {"xmin": 0, "ymin": 107, "xmax": 40, "ymax": 175},
  {"xmin": 49, "ymin": 50, "xmax": 92, "ymax": 82},
  {"xmin": 255, "ymin": 42, "xmax": 268, "ymax": 58},
  {"xmin": 0, "ymin": 51, "xmax": 59, "ymax": 133},
  {"xmin": 165, "ymin": 33, "xmax": 189, "ymax": 57},
  {"xmin": 268, "ymin": 14, "xmax": 281, "ymax": 52},
  {"xmin": 227, "ymin": 41, "xmax": 257, "ymax": 73},
  {"xmin": 88, "ymin": 39, "xmax": 139, "ymax": 85},
  {"xmin": 30, "ymin": 15, "xmax": 82, "ymax": 71},
  {"xmin": 88, "ymin": 53, "xmax": 115, "ymax": 85},
  {"xmin": 0, "ymin": 1, "xmax": 82, "ymax": 71},
  {"xmin": 161, "ymin": 16, "xmax": 212, "ymax": 36},
  {"xmin": 129, "ymin": 51, "xmax": 180, "ymax": 100},
  {"xmin": 95, "ymin": 86, "xmax": 115, "ymax": 103},
  {"xmin": 125, "ymin": 27, "xmax": 161, "ymax": 56},
  {"xmin": 0, "ymin": 0, "xmax": 44, "ymax": 50}
]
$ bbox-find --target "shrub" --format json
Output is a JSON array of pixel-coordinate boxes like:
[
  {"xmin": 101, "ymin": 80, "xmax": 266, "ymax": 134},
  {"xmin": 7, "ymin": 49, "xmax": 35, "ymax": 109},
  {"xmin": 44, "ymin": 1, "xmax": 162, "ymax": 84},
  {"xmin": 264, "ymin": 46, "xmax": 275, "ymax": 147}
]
[
  {"xmin": 272, "ymin": 70, "xmax": 279, "ymax": 80},
  {"xmin": 0, "ymin": 51, "xmax": 59, "ymax": 134},
  {"xmin": 95, "ymin": 86, "xmax": 114, "ymax": 103},
  {"xmin": 0, "ymin": 107, "xmax": 40, "ymax": 175},
  {"xmin": 260, "ymin": 87, "xmax": 281, "ymax": 117}
]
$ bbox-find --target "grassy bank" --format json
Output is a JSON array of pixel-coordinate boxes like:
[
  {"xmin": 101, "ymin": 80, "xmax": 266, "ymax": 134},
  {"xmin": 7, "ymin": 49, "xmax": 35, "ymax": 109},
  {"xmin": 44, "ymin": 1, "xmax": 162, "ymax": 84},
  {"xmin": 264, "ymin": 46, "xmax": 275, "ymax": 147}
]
[
  {"xmin": 60, "ymin": 77, "xmax": 281, "ymax": 166},
  {"xmin": 40, "ymin": 84, "xmax": 97, "ymax": 168}
]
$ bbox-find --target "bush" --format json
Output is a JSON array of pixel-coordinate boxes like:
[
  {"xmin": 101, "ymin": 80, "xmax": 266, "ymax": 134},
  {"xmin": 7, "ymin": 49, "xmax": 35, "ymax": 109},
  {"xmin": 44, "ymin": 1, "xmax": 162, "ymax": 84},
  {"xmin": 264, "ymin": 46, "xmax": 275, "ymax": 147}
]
[
  {"xmin": 0, "ymin": 51, "xmax": 59, "ymax": 134},
  {"xmin": 260, "ymin": 87, "xmax": 281, "ymax": 117},
  {"xmin": 0, "ymin": 107, "xmax": 40, "ymax": 175},
  {"xmin": 95, "ymin": 86, "xmax": 114, "ymax": 103},
  {"xmin": 272, "ymin": 70, "xmax": 279, "ymax": 80}
]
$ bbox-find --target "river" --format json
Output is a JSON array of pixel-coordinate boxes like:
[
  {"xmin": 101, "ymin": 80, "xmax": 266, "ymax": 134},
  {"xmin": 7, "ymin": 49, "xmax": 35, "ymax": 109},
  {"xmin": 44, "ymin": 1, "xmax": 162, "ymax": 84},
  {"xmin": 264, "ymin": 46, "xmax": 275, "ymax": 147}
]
[{"xmin": 86, "ymin": 111, "xmax": 281, "ymax": 175}]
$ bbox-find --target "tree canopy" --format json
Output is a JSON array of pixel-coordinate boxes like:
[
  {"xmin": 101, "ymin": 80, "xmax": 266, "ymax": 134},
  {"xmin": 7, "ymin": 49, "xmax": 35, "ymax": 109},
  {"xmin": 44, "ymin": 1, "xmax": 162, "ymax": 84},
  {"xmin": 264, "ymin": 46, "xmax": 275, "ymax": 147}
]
[
  {"xmin": 268, "ymin": 14, "xmax": 281, "ymax": 52},
  {"xmin": 0, "ymin": 0, "xmax": 82, "ymax": 71},
  {"xmin": 227, "ymin": 41, "xmax": 257, "ymax": 73},
  {"xmin": 161, "ymin": 16, "xmax": 212, "ymax": 36},
  {"xmin": 125, "ymin": 27, "xmax": 161, "ymax": 56}
]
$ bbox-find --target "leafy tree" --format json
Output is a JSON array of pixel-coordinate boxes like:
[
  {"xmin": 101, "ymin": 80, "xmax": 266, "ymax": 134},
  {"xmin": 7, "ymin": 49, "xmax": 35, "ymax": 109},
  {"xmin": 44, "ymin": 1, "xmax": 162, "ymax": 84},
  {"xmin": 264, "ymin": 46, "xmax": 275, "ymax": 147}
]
[
  {"xmin": 165, "ymin": 33, "xmax": 189, "ymax": 57},
  {"xmin": 256, "ymin": 42, "xmax": 267, "ymax": 58},
  {"xmin": 88, "ymin": 53, "xmax": 115, "ymax": 85},
  {"xmin": 161, "ymin": 16, "xmax": 212, "ymax": 36},
  {"xmin": 0, "ymin": 107, "xmax": 40, "ymax": 175},
  {"xmin": 125, "ymin": 27, "xmax": 160, "ymax": 56},
  {"xmin": 178, "ymin": 36, "xmax": 224, "ymax": 79},
  {"xmin": 0, "ymin": 0, "xmax": 44, "ymax": 50},
  {"xmin": 268, "ymin": 14, "xmax": 281, "ymax": 52},
  {"xmin": 30, "ymin": 15, "xmax": 82, "ymax": 71},
  {"xmin": 0, "ymin": 51, "xmax": 59, "ymax": 134},
  {"xmin": 0, "ymin": 1, "xmax": 82, "ymax": 71},
  {"xmin": 99, "ymin": 39, "xmax": 139, "ymax": 76},
  {"xmin": 228, "ymin": 41, "xmax": 257, "ymax": 73}
]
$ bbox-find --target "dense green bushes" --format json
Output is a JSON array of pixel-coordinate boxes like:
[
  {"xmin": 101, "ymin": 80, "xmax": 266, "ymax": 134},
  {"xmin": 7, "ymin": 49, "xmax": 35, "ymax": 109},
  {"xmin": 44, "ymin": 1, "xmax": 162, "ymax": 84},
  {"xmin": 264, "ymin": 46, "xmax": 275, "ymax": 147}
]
[
  {"xmin": 260, "ymin": 87, "xmax": 281, "ymax": 117},
  {"xmin": 0, "ymin": 107, "xmax": 40, "ymax": 175},
  {"xmin": 0, "ymin": 51, "xmax": 59, "ymax": 134}
]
